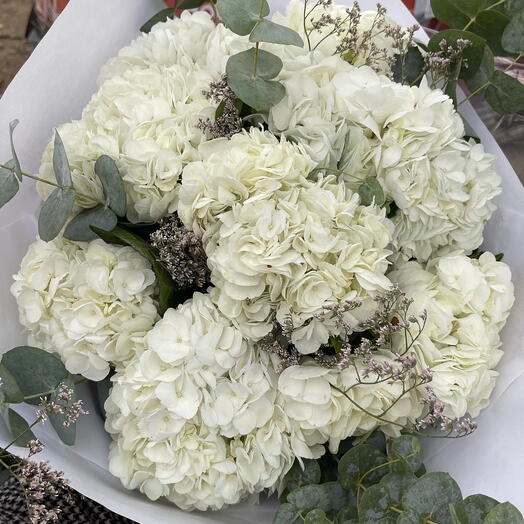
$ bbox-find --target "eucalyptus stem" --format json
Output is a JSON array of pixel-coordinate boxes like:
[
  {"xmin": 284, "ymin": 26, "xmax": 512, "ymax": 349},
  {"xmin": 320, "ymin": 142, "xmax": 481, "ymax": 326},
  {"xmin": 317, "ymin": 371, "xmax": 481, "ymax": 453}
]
[
  {"xmin": 463, "ymin": 0, "xmax": 507, "ymax": 31},
  {"xmin": 1, "ymin": 419, "xmax": 40, "ymax": 452},
  {"xmin": 23, "ymin": 377, "xmax": 87, "ymax": 401}
]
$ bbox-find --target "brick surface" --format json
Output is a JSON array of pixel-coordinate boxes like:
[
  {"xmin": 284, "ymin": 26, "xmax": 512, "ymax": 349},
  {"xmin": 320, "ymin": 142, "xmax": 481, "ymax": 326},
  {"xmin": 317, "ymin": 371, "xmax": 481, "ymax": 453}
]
[{"xmin": 0, "ymin": 0, "xmax": 33, "ymax": 39}]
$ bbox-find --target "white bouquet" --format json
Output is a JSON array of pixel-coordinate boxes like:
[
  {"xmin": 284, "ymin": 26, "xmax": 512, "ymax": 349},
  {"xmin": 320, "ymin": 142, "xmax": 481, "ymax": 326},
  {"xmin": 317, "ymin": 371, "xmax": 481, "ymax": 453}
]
[{"xmin": 1, "ymin": 0, "xmax": 524, "ymax": 522}]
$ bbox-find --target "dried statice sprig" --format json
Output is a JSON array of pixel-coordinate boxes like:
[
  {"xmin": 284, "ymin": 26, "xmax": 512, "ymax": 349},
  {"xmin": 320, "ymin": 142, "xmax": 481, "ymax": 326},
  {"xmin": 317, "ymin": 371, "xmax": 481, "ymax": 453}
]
[
  {"xmin": 425, "ymin": 38, "xmax": 473, "ymax": 88},
  {"xmin": 15, "ymin": 459, "xmax": 70, "ymax": 524},
  {"xmin": 150, "ymin": 214, "xmax": 210, "ymax": 289},
  {"xmin": 36, "ymin": 383, "xmax": 88, "ymax": 427},
  {"xmin": 197, "ymin": 75, "xmax": 243, "ymax": 140},
  {"xmin": 258, "ymin": 325, "xmax": 300, "ymax": 373}
]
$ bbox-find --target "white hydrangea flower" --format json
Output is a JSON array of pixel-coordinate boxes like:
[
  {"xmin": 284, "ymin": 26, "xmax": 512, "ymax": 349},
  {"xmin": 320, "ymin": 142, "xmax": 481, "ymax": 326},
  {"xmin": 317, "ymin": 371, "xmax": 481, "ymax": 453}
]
[
  {"xmin": 389, "ymin": 251, "xmax": 514, "ymax": 418},
  {"xmin": 106, "ymin": 293, "xmax": 322, "ymax": 512},
  {"xmin": 38, "ymin": 12, "xmax": 249, "ymax": 223},
  {"xmin": 11, "ymin": 238, "xmax": 158, "ymax": 381}
]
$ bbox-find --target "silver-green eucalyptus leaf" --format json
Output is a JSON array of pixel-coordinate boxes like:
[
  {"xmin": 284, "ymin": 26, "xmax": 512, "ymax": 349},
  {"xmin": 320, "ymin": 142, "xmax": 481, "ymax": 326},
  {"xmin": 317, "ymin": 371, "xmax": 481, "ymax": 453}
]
[
  {"xmin": 94, "ymin": 155, "xmax": 126, "ymax": 217},
  {"xmin": 64, "ymin": 205, "xmax": 118, "ymax": 242},
  {"xmin": 0, "ymin": 408, "xmax": 36, "ymax": 447},
  {"xmin": 484, "ymin": 502, "xmax": 524, "ymax": 523},
  {"xmin": 53, "ymin": 130, "xmax": 73, "ymax": 187},
  {"xmin": 8, "ymin": 120, "xmax": 22, "ymax": 181},
  {"xmin": 0, "ymin": 160, "xmax": 20, "ymax": 208},
  {"xmin": 48, "ymin": 376, "xmax": 76, "ymax": 446},
  {"xmin": 217, "ymin": 0, "xmax": 269, "ymax": 36},
  {"xmin": 227, "ymin": 48, "xmax": 283, "ymax": 80},
  {"xmin": 249, "ymin": 19, "xmax": 304, "ymax": 47},
  {"xmin": 502, "ymin": 10, "xmax": 524, "ymax": 54},
  {"xmin": 486, "ymin": 70, "xmax": 524, "ymax": 114},
  {"xmin": 358, "ymin": 177, "xmax": 385, "ymax": 207},
  {"xmin": 38, "ymin": 187, "xmax": 76, "ymax": 241}
]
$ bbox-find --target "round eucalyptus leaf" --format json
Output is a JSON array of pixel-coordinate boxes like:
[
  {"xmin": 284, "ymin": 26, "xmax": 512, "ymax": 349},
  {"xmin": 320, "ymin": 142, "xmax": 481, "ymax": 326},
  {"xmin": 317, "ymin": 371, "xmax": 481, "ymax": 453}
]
[
  {"xmin": 430, "ymin": 0, "xmax": 486, "ymax": 29},
  {"xmin": 455, "ymin": 494, "xmax": 499, "ymax": 523},
  {"xmin": 337, "ymin": 505, "xmax": 358, "ymax": 523},
  {"xmin": 484, "ymin": 502, "xmax": 524, "ymax": 523},
  {"xmin": 53, "ymin": 130, "xmax": 73, "ymax": 187},
  {"xmin": 379, "ymin": 471, "xmax": 417, "ymax": 504},
  {"xmin": 428, "ymin": 29, "xmax": 487, "ymax": 80},
  {"xmin": 228, "ymin": 74, "xmax": 285, "ymax": 112},
  {"xmin": 389, "ymin": 435, "xmax": 423, "ymax": 473},
  {"xmin": 8, "ymin": 120, "xmax": 22, "ymax": 181},
  {"xmin": 227, "ymin": 48, "xmax": 283, "ymax": 80},
  {"xmin": 273, "ymin": 502, "xmax": 300, "ymax": 524},
  {"xmin": 360, "ymin": 484, "xmax": 393, "ymax": 521},
  {"xmin": 285, "ymin": 459, "xmax": 321, "ymax": 494},
  {"xmin": 304, "ymin": 509, "xmax": 330, "ymax": 524},
  {"xmin": 486, "ymin": 70, "xmax": 524, "ymax": 114},
  {"xmin": 402, "ymin": 472, "xmax": 462, "ymax": 523},
  {"xmin": 502, "ymin": 10, "xmax": 524, "ymax": 54},
  {"xmin": 504, "ymin": 0, "xmax": 524, "ymax": 16},
  {"xmin": 94, "ymin": 155, "xmax": 126, "ymax": 217},
  {"xmin": 1, "ymin": 347, "xmax": 69, "ymax": 402},
  {"xmin": 140, "ymin": 8, "xmax": 175, "ymax": 34},
  {"xmin": 467, "ymin": 10, "xmax": 510, "ymax": 56},
  {"xmin": 338, "ymin": 443, "xmax": 387, "ymax": 489},
  {"xmin": 0, "ymin": 363, "xmax": 24, "ymax": 404},
  {"xmin": 358, "ymin": 177, "xmax": 385, "ymax": 207},
  {"xmin": 249, "ymin": 19, "xmax": 303, "ymax": 47},
  {"xmin": 465, "ymin": 45, "xmax": 494, "ymax": 92},
  {"xmin": 287, "ymin": 485, "xmax": 331, "ymax": 513},
  {"xmin": 322, "ymin": 482, "xmax": 349, "ymax": 511},
  {"xmin": 0, "ymin": 160, "xmax": 20, "ymax": 209},
  {"xmin": 217, "ymin": 0, "xmax": 269, "ymax": 36},
  {"xmin": 392, "ymin": 46, "xmax": 425, "ymax": 85},
  {"xmin": 38, "ymin": 187, "xmax": 76, "ymax": 241},
  {"xmin": 64, "ymin": 205, "xmax": 118, "ymax": 242},
  {"xmin": 397, "ymin": 510, "xmax": 422, "ymax": 523},
  {"xmin": 0, "ymin": 408, "xmax": 36, "ymax": 447}
]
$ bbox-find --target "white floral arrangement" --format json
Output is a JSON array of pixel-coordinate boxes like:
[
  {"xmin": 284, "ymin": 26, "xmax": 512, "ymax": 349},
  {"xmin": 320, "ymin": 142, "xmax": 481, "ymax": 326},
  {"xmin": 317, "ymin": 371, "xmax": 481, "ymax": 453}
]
[{"xmin": 0, "ymin": 0, "xmax": 523, "ymax": 522}]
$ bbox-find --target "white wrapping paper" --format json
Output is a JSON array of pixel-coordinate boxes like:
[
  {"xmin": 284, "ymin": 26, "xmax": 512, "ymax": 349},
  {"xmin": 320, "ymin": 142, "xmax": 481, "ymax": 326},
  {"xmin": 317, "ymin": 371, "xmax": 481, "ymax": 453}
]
[{"xmin": 0, "ymin": 0, "xmax": 522, "ymax": 521}]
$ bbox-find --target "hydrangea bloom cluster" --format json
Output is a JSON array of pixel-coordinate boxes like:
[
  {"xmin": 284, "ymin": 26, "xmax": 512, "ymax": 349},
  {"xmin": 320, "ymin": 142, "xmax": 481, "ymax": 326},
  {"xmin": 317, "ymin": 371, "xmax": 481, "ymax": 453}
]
[
  {"xmin": 179, "ymin": 128, "xmax": 393, "ymax": 352},
  {"xmin": 105, "ymin": 293, "xmax": 323, "ymax": 510},
  {"xmin": 11, "ymin": 238, "xmax": 158, "ymax": 380}
]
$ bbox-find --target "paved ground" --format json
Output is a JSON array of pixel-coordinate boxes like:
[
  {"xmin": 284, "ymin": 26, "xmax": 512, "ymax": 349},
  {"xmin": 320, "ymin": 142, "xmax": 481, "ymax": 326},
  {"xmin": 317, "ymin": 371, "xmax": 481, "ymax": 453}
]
[{"xmin": 0, "ymin": 0, "xmax": 33, "ymax": 95}]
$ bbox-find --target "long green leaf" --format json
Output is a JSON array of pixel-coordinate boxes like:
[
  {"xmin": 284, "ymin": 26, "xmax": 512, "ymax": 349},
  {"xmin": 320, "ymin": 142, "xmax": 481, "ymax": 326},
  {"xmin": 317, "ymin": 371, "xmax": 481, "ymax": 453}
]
[{"xmin": 38, "ymin": 187, "xmax": 76, "ymax": 241}]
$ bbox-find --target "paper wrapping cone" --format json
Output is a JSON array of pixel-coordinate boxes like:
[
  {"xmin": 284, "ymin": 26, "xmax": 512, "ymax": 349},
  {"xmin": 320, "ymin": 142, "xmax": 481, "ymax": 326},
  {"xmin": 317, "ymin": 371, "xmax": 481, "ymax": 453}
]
[{"xmin": 0, "ymin": 1, "xmax": 522, "ymax": 521}]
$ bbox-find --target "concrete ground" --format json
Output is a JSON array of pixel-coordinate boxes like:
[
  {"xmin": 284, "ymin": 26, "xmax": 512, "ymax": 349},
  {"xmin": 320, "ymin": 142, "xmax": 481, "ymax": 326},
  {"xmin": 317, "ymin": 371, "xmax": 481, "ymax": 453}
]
[{"xmin": 0, "ymin": 0, "xmax": 33, "ymax": 95}]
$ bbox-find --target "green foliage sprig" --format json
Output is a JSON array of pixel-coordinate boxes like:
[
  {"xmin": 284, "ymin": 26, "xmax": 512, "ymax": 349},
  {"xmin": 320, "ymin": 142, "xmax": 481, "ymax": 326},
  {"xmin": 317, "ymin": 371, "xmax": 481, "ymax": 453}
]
[
  {"xmin": 1, "ymin": 121, "xmax": 125, "ymax": 242},
  {"xmin": 217, "ymin": 0, "xmax": 303, "ymax": 111},
  {"xmin": 274, "ymin": 433, "xmax": 524, "ymax": 524},
  {"xmin": 428, "ymin": 0, "xmax": 524, "ymax": 114}
]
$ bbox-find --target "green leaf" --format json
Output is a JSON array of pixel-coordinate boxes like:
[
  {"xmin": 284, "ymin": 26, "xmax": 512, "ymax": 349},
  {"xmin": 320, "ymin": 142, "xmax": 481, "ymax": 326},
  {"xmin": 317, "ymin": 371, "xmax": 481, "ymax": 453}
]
[
  {"xmin": 94, "ymin": 375, "xmax": 112, "ymax": 420},
  {"xmin": 287, "ymin": 485, "xmax": 331, "ymax": 513},
  {"xmin": 402, "ymin": 472, "xmax": 462, "ymax": 523},
  {"xmin": 504, "ymin": 0, "xmax": 524, "ymax": 15},
  {"xmin": 8, "ymin": 120, "xmax": 22, "ymax": 181},
  {"xmin": 392, "ymin": 46, "xmax": 425, "ymax": 85},
  {"xmin": 273, "ymin": 503, "xmax": 300, "ymax": 524},
  {"xmin": 52, "ymin": 131, "xmax": 72, "ymax": 187},
  {"xmin": 360, "ymin": 484, "xmax": 394, "ymax": 521},
  {"xmin": 465, "ymin": 45, "xmax": 495, "ymax": 92},
  {"xmin": 304, "ymin": 509, "xmax": 330, "ymax": 524},
  {"xmin": 38, "ymin": 187, "xmax": 76, "ymax": 241},
  {"xmin": 140, "ymin": 8, "xmax": 175, "ymax": 33},
  {"xmin": 502, "ymin": 10, "xmax": 524, "ymax": 54},
  {"xmin": 285, "ymin": 459, "xmax": 321, "ymax": 494},
  {"xmin": 397, "ymin": 510, "xmax": 422, "ymax": 523},
  {"xmin": 468, "ymin": 10, "xmax": 510, "ymax": 56},
  {"xmin": 338, "ymin": 443, "xmax": 388, "ymax": 490},
  {"xmin": 217, "ymin": 0, "xmax": 269, "ymax": 36},
  {"xmin": 486, "ymin": 70, "xmax": 524, "ymax": 114},
  {"xmin": 455, "ymin": 494, "xmax": 499, "ymax": 523},
  {"xmin": 389, "ymin": 435, "xmax": 423, "ymax": 473},
  {"xmin": 428, "ymin": 29, "xmax": 487, "ymax": 80},
  {"xmin": 227, "ymin": 49, "xmax": 285, "ymax": 111},
  {"xmin": 0, "ymin": 408, "xmax": 36, "ymax": 447},
  {"xmin": 484, "ymin": 502, "xmax": 524, "ymax": 523},
  {"xmin": 228, "ymin": 48, "xmax": 283, "ymax": 80},
  {"xmin": 94, "ymin": 155, "xmax": 126, "ymax": 217},
  {"xmin": 322, "ymin": 482, "xmax": 350, "ymax": 511},
  {"xmin": 179, "ymin": 0, "xmax": 209, "ymax": 8},
  {"xmin": 64, "ymin": 205, "xmax": 117, "ymax": 242},
  {"xmin": 337, "ymin": 506, "xmax": 358, "ymax": 523},
  {"xmin": 379, "ymin": 470, "xmax": 417, "ymax": 504},
  {"xmin": 1, "ymin": 347, "xmax": 69, "ymax": 403},
  {"xmin": 92, "ymin": 225, "xmax": 177, "ymax": 315},
  {"xmin": 0, "ymin": 363, "xmax": 24, "ymax": 404},
  {"xmin": 430, "ymin": 0, "xmax": 487, "ymax": 28},
  {"xmin": 358, "ymin": 177, "xmax": 385, "ymax": 207},
  {"xmin": 48, "ymin": 377, "xmax": 76, "ymax": 446},
  {"xmin": 0, "ymin": 160, "xmax": 20, "ymax": 208},
  {"xmin": 249, "ymin": 19, "xmax": 303, "ymax": 47}
]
